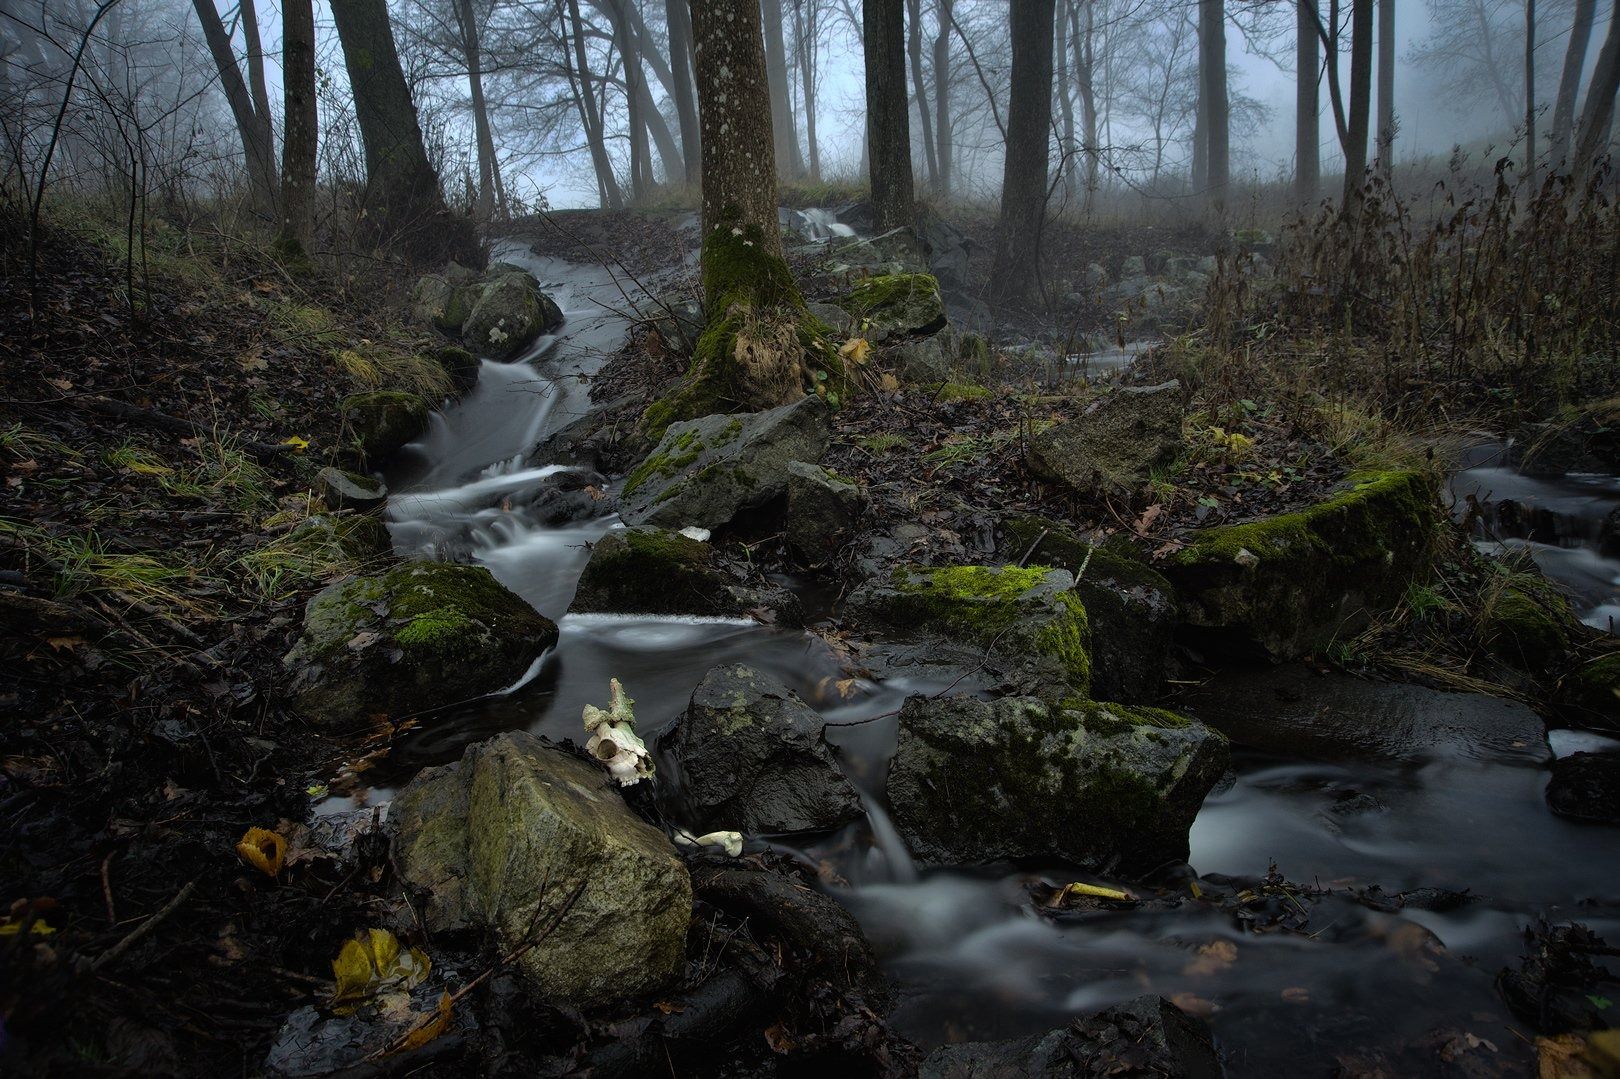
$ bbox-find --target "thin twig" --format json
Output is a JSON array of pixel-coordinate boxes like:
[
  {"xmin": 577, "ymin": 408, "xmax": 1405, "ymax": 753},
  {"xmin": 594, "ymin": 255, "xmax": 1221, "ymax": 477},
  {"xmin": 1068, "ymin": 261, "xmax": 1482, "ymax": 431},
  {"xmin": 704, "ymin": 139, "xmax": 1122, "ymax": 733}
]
[{"xmin": 90, "ymin": 877, "xmax": 197, "ymax": 972}]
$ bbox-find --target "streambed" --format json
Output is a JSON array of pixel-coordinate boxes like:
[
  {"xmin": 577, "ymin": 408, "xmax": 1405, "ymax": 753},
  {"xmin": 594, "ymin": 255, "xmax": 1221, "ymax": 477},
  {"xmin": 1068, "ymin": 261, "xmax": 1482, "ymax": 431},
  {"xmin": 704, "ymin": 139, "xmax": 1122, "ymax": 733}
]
[{"xmin": 366, "ymin": 241, "xmax": 1619, "ymax": 1072}]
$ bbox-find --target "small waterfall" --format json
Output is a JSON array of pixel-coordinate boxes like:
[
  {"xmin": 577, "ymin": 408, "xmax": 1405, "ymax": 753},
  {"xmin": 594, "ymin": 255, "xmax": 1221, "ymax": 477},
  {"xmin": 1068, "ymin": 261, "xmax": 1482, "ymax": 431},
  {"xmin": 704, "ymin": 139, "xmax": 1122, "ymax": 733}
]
[{"xmin": 865, "ymin": 797, "xmax": 918, "ymax": 883}]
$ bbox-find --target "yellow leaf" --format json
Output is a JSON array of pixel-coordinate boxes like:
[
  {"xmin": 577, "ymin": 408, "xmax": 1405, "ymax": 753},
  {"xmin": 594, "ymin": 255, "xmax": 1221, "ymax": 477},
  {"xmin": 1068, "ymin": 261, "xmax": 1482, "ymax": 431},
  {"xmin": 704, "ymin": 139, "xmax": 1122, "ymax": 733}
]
[
  {"xmin": 0, "ymin": 917, "xmax": 55, "ymax": 936},
  {"xmin": 401, "ymin": 992, "xmax": 454, "ymax": 1050},
  {"xmin": 235, "ymin": 826, "xmax": 286, "ymax": 877},
  {"xmin": 838, "ymin": 337, "xmax": 872, "ymax": 365},
  {"xmin": 280, "ymin": 435, "xmax": 310, "ymax": 452},
  {"xmin": 330, "ymin": 928, "xmax": 430, "ymax": 1015}
]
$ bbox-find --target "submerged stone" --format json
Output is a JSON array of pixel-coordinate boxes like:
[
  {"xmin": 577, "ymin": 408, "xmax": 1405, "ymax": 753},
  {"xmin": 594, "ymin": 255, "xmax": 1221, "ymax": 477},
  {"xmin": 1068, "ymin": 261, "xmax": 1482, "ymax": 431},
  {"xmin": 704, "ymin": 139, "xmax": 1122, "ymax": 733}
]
[
  {"xmin": 386, "ymin": 731, "xmax": 691, "ymax": 1008},
  {"xmin": 837, "ymin": 272, "xmax": 946, "ymax": 343},
  {"xmin": 1162, "ymin": 469, "xmax": 1437, "ymax": 662},
  {"xmin": 887, "ymin": 695, "xmax": 1228, "ymax": 872},
  {"xmin": 284, "ymin": 561, "xmax": 556, "ymax": 727},
  {"xmin": 919, "ymin": 995, "xmax": 1221, "ymax": 1079},
  {"xmin": 848, "ymin": 564, "xmax": 1093, "ymax": 695},
  {"xmin": 1002, "ymin": 516, "xmax": 1177, "ymax": 702},
  {"xmin": 340, "ymin": 390, "xmax": 428, "ymax": 462},
  {"xmin": 1026, "ymin": 380, "xmax": 1184, "ymax": 500},
  {"xmin": 619, "ymin": 396, "xmax": 830, "ymax": 530},
  {"xmin": 462, "ymin": 270, "xmax": 562, "ymax": 360},
  {"xmin": 660, "ymin": 664, "xmax": 864, "ymax": 835},
  {"xmin": 570, "ymin": 526, "xmax": 797, "ymax": 621}
]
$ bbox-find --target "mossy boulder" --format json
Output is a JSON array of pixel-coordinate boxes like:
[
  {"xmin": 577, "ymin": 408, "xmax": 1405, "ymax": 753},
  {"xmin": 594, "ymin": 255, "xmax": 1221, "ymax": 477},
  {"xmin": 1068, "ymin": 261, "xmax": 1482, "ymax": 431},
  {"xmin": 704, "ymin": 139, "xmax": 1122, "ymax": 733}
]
[
  {"xmin": 462, "ymin": 270, "xmax": 562, "ymax": 360},
  {"xmin": 386, "ymin": 731, "xmax": 691, "ymax": 1009},
  {"xmin": 315, "ymin": 466, "xmax": 387, "ymax": 513},
  {"xmin": 1161, "ymin": 470, "xmax": 1437, "ymax": 662},
  {"xmin": 887, "ymin": 695, "xmax": 1229, "ymax": 872},
  {"xmin": 284, "ymin": 561, "xmax": 557, "ymax": 727},
  {"xmin": 411, "ymin": 271, "xmax": 474, "ymax": 334},
  {"xmin": 784, "ymin": 461, "xmax": 865, "ymax": 568},
  {"xmin": 570, "ymin": 527, "xmax": 798, "ymax": 622},
  {"xmin": 1002, "ymin": 516, "xmax": 1176, "ymax": 702},
  {"xmin": 837, "ymin": 272, "xmax": 946, "ymax": 343},
  {"xmin": 340, "ymin": 390, "xmax": 429, "ymax": 461},
  {"xmin": 620, "ymin": 396, "xmax": 830, "ymax": 530},
  {"xmin": 847, "ymin": 564, "xmax": 1093, "ymax": 695},
  {"xmin": 1026, "ymin": 380, "xmax": 1184, "ymax": 500},
  {"xmin": 1558, "ymin": 652, "xmax": 1620, "ymax": 730},
  {"xmin": 1480, "ymin": 579, "xmax": 1580, "ymax": 673},
  {"xmin": 434, "ymin": 344, "xmax": 480, "ymax": 393},
  {"xmin": 659, "ymin": 665, "xmax": 864, "ymax": 835}
]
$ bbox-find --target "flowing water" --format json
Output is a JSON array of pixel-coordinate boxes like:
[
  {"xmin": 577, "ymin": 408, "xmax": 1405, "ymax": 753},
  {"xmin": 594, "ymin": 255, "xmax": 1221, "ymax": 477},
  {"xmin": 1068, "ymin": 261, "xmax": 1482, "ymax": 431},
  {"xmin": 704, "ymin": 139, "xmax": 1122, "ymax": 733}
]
[{"xmin": 371, "ymin": 242, "xmax": 1620, "ymax": 1072}]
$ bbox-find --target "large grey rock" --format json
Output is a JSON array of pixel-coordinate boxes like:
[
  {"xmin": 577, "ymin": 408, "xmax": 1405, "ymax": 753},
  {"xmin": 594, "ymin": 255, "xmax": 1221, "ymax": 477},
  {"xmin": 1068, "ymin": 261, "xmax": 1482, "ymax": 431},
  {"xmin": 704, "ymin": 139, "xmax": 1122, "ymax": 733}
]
[
  {"xmin": 1001, "ymin": 516, "xmax": 1177, "ymax": 702},
  {"xmin": 784, "ymin": 462, "xmax": 865, "ymax": 568},
  {"xmin": 620, "ymin": 396, "xmax": 830, "ymax": 530},
  {"xmin": 1178, "ymin": 665, "xmax": 1548, "ymax": 766},
  {"xmin": 920, "ymin": 995, "xmax": 1222, "ymax": 1079},
  {"xmin": 462, "ymin": 270, "xmax": 562, "ymax": 360},
  {"xmin": 315, "ymin": 466, "xmax": 386, "ymax": 513},
  {"xmin": 1027, "ymin": 380, "xmax": 1184, "ymax": 500},
  {"xmin": 808, "ymin": 302, "xmax": 856, "ymax": 338},
  {"xmin": 283, "ymin": 561, "xmax": 557, "ymax": 727},
  {"xmin": 837, "ymin": 272, "xmax": 947, "ymax": 343},
  {"xmin": 571, "ymin": 526, "xmax": 799, "ymax": 622},
  {"xmin": 887, "ymin": 695, "xmax": 1229, "ymax": 872},
  {"xmin": 386, "ymin": 731, "xmax": 691, "ymax": 1009},
  {"xmin": 340, "ymin": 391, "xmax": 428, "ymax": 461},
  {"xmin": 410, "ymin": 265, "xmax": 478, "ymax": 333},
  {"xmin": 661, "ymin": 665, "xmax": 864, "ymax": 835}
]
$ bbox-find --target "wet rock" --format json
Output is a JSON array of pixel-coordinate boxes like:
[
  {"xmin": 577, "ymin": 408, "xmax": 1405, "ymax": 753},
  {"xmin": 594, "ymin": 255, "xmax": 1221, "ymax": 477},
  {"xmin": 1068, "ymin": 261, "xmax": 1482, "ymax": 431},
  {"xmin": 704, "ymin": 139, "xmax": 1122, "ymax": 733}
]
[
  {"xmin": 1558, "ymin": 652, "xmax": 1620, "ymax": 731},
  {"xmin": 887, "ymin": 695, "xmax": 1229, "ymax": 871},
  {"xmin": 507, "ymin": 467, "xmax": 614, "ymax": 526},
  {"xmin": 784, "ymin": 461, "xmax": 865, "ymax": 568},
  {"xmin": 340, "ymin": 390, "xmax": 429, "ymax": 461},
  {"xmin": 619, "ymin": 396, "xmax": 830, "ymax": 530},
  {"xmin": 1547, "ymin": 752, "xmax": 1620, "ymax": 825},
  {"xmin": 1161, "ymin": 470, "xmax": 1437, "ymax": 662},
  {"xmin": 837, "ymin": 272, "xmax": 947, "ymax": 343},
  {"xmin": 386, "ymin": 731, "xmax": 691, "ymax": 1009},
  {"xmin": 1001, "ymin": 516, "xmax": 1176, "ymax": 701},
  {"xmin": 660, "ymin": 664, "xmax": 864, "ymax": 835},
  {"xmin": 1026, "ymin": 380, "xmax": 1184, "ymax": 500},
  {"xmin": 847, "ymin": 564, "xmax": 1094, "ymax": 695},
  {"xmin": 1498, "ymin": 921, "xmax": 1620, "ymax": 1035},
  {"xmin": 315, "ymin": 466, "xmax": 386, "ymax": 513},
  {"xmin": 570, "ymin": 526, "xmax": 799, "ymax": 621},
  {"xmin": 462, "ymin": 269, "xmax": 562, "ymax": 360},
  {"xmin": 529, "ymin": 393, "xmax": 653, "ymax": 475},
  {"xmin": 1179, "ymin": 665, "xmax": 1548, "ymax": 765},
  {"xmin": 920, "ymin": 995, "xmax": 1221, "ymax": 1078},
  {"xmin": 284, "ymin": 561, "xmax": 556, "ymax": 727}
]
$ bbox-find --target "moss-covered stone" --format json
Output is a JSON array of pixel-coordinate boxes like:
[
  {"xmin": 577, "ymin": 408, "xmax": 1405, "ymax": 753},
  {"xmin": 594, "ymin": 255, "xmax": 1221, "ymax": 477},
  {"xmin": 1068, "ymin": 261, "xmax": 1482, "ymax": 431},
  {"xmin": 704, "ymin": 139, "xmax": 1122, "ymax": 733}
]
[
  {"xmin": 1559, "ymin": 652, "xmax": 1620, "ymax": 729},
  {"xmin": 1026, "ymin": 380, "xmax": 1184, "ymax": 499},
  {"xmin": 284, "ymin": 561, "xmax": 557, "ymax": 727},
  {"xmin": 1480, "ymin": 578, "xmax": 1579, "ymax": 672},
  {"xmin": 340, "ymin": 390, "xmax": 429, "ymax": 461},
  {"xmin": 886, "ymin": 694, "xmax": 1230, "ymax": 871},
  {"xmin": 570, "ymin": 526, "xmax": 796, "ymax": 620},
  {"xmin": 411, "ymin": 272, "xmax": 473, "ymax": 333},
  {"xmin": 1162, "ymin": 469, "xmax": 1438, "ymax": 661},
  {"xmin": 435, "ymin": 344, "xmax": 480, "ymax": 393},
  {"xmin": 462, "ymin": 270, "xmax": 562, "ymax": 360},
  {"xmin": 386, "ymin": 731, "xmax": 690, "ymax": 1009},
  {"xmin": 838, "ymin": 272, "xmax": 946, "ymax": 343},
  {"xmin": 1003, "ymin": 516, "xmax": 1177, "ymax": 701},
  {"xmin": 849, "ymin": 564, "xmax": 1093, "ymax": 695}
]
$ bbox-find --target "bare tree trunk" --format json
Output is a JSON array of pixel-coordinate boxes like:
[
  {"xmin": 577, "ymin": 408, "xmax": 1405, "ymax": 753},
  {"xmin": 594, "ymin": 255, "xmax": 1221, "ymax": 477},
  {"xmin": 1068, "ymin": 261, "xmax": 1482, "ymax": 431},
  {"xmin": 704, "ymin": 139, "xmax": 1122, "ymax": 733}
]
[
  {"xmin": 566, "ymin": 0, "xmax": 624, "ymax": 209},
  {"xmin": 277, "ymin": 0, "xmax": 317, "ymax": 258},
  {"xmin": 331, "ymin": 0, "xmax": 474, "ymax": 262},
  {"xmin": 606, "ymin": 0, "xmax": 653, "ymax": 197},
  {"xmin": 790, "ymin": 0, "xmax": 821, "ymax": 179},
  {"xmin": 906, "ymin": 0, "xmax": 938, "ymax": 186},
  {"xmin": 1055, "ymin": 0, "xmax": 1077, "ymax": 203},
  {"xmin": 1198, "ymin": 0, "xmax": 1229, "ymax": 211},
  {"xmin": 1526, "ymin": 0, "xmax": 1537, "ymax": 173},
  {"xmin": 1573, "ymin": 1, "xmax": 1620, "ymax": 178},
  {"xmin": 760, "ymin": 0, "xmax": 806, "ymax": 179},
  {"xmin": 455, "ymin": 0, "xmax": 501, "ymax": 218},
  {"xmin": 867, "ymin": 0, "xmax": 917, "ymax": 229},
  {"xmin": 1297, "ymin": 0, "xmax": 1321, "ymax": 201},
  {"xmin": 666, "ymin": 0, "xmax": 702, "ymax": 183},
  {"xmin": 1071, "ymin": 0, "xmax": 1099, "ymax": 201},
  {"xmin": 240, "ymin": 0, "xmax": 273, "ymax": 130},
  {"xmin": 190, "ymin": 0, "xmax": 278, "ymax": 217},
  {"xmin": 990, "ymin": 0, "xmax": 1056, "ymax": 305},
  {"xmin": 934, "ymin": 0, "xmax": 954, "ymax": 196},
  {"xmin": 1550, "ymin": 0, "xmax": 1597, "ymax": 167},
  {"xmin": 1342, "ymin": 0, "xmax": 1374, "ymax": 209},
  {"xmin": 1377, "ymin": 0, "xmax": 1395, "ymax": 174}
]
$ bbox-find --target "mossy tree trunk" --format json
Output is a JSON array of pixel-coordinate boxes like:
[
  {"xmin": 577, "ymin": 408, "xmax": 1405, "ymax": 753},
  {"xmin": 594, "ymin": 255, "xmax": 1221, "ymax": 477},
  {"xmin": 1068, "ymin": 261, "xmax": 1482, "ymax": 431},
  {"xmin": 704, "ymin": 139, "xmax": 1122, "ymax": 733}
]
[
  {"xmin": 332, "ymin": 0, "xmax": 479, "ymax": 265},
  {"xmin": 643, "ymin": 0, "xmax": 834, "ymax": 437}
]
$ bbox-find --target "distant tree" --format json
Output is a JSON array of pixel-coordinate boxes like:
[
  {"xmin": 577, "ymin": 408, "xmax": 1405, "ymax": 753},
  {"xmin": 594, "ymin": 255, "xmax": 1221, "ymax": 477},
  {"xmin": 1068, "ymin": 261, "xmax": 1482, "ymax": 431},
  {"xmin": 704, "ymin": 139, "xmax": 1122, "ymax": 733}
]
[
  {"xmin": 1343, "ymin": 0, "xmax": 1373, "ymax": 207},
  {"xmin": 907, "ymin": 0, "xmax": 937, "ymax": 186},
  {"xmin": 332, "ymin": 0, "xmax": 477, "ymax": 263},
  {"xmin": 453, "ymin": 0, "xmax": 505, "ymax": 217},
  {"xmin": 934, "ymin": 0, "xmax": 955, "ymax": 195},
  {"xmin": 1197, "ymin": 0, "xmax": 1230, "ymax": 210},
  {"xmin": 1297, "ymin": 0, "xmax": 1320, "ymax": 200},
  {"xmin": 276, "ymin": 0, "xmax": 317, "ymax": 261},
  {"xmin": 667, "ymin": 0, "xmax": 701, "ymax": 182},
  {"xmin": 1377, "ymin": 0, "xmax": 1395, "ymax": 173},
  {"xmin": 189, "ymin": 0, "xmax": 278, "ymax": 216},
  {"xmin": 1572, "ymin": 0, "xmax": 1620, "ymax": 177},
  {"xmin": 1549, "ymin": 0, "xmax": 1597, "ymax": 166},
  {"xmin": 989, "ymin": 0, "xmax": 1055, "ymax": 305},
  {"xmin": 867, "ymin": 0, "xmax": 916, "ymax": 229},
  {"xmin": 760, "ymin": 0, "xmax": 807, "ymax": 179}
]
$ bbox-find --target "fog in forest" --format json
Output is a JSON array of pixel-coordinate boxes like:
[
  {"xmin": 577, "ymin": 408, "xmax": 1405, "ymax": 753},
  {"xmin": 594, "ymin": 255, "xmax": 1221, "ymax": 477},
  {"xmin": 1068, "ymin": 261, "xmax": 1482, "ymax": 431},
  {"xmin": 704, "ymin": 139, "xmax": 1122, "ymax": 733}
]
[{"xmin": 7, "ymin": 0, "xmax": 1616, "ymax": 216}]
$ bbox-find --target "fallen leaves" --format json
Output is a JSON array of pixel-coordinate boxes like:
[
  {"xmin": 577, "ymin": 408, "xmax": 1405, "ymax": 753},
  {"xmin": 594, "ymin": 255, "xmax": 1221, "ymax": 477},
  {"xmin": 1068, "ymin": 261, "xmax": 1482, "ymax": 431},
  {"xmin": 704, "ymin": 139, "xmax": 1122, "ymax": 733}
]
[
  {"xmin": 330, "ymin": 928, "xmax": 431, "ymax": 1015},
  {"xmin": 234, "ymin": 826, "xmax": 287, "ymax": 877}
]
